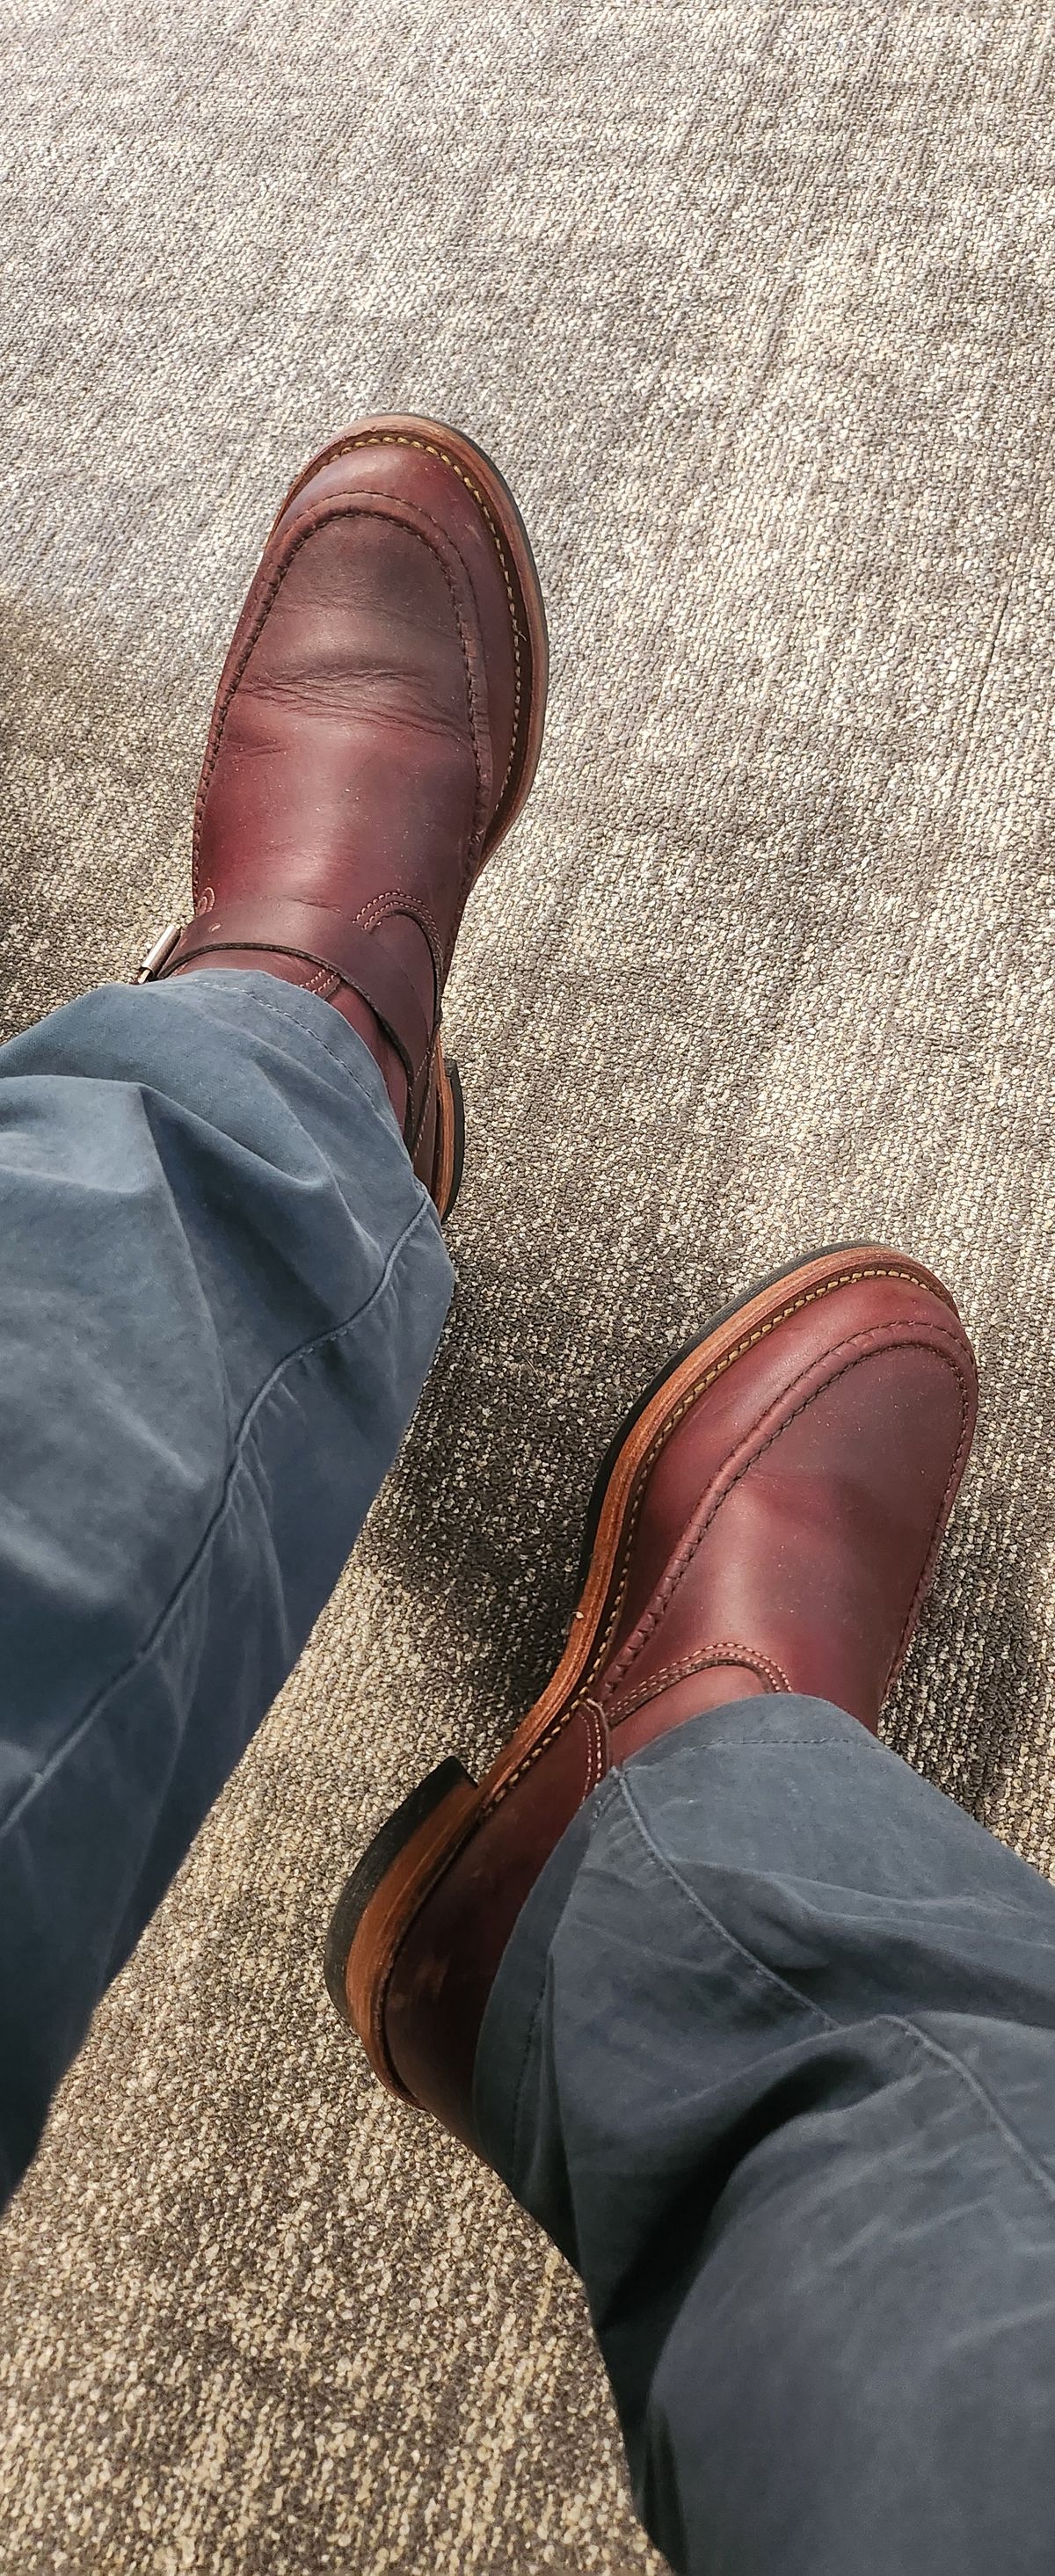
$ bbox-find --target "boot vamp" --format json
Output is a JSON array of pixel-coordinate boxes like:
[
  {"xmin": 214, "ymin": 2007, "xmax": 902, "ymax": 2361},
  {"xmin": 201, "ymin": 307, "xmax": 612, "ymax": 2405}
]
[
  {"xmin": 273, "ymin": 438, "xmax": 520, "ymax": 799},
  {"xmin": 195, "ymin": 511, "xmax": 482, "ymax": 944},
  {"xmin": 594, "ymin": 1315, "xmax": 972, "ymax": 1735}
]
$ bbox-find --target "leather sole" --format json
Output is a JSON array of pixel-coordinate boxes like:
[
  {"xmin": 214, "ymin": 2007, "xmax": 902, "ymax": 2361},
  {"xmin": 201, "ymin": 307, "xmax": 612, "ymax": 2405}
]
[{"xmin": 324, "ymin": 1241, "xmax": 964, "ymax": 2091}]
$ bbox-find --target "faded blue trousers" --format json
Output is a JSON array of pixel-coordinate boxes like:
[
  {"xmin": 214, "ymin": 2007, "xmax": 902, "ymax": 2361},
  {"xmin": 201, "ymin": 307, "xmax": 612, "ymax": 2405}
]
[{"xmin": 3, "ymin": 971, "xmax": 1055, "ymax": 2575}]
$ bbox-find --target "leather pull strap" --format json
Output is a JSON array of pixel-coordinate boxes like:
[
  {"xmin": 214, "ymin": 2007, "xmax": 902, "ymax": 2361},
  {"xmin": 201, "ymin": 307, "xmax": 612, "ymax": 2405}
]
[{"xmin": 162, "ymin": 899, "xmax": 436, "ymax": 1100}]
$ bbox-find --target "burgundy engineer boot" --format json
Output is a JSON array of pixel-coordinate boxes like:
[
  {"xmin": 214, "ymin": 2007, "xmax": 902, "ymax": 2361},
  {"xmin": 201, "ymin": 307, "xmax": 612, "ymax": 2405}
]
[
  {"xmin": 326, "ymin": 1244, "xmax": 978, "ymax": 2151},
  {"xmin": 137, "ymin": 415, "xmax": 549, "ymax": 1218}
]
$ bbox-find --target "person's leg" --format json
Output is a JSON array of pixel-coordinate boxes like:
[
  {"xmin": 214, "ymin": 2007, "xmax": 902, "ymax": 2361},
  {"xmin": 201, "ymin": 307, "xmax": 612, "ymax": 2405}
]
[
  {"xmin": 328, "ymin": 1249, "xmax": 979, "ymax": 2136},
  {"xmin": 325, "ymin": 1247, "xmax": 1035, "ymax": 2570},
  {"xmin": 475, "ymin": 1695, "xmax": 1055, "ymax": 2576},
  {"xmin": 0, "ymin": 411, "xmax": 549, "ymax": 2200},
  {"xmin": 0, "ymin": 968, "xmax": 451, "ymax": 2200}
]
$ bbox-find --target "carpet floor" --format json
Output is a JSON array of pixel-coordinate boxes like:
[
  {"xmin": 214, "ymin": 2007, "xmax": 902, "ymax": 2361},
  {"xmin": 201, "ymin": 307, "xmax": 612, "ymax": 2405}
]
[{"xmin": 2, "ymin": 4, "xmax": 1054, "ymax": 2570}]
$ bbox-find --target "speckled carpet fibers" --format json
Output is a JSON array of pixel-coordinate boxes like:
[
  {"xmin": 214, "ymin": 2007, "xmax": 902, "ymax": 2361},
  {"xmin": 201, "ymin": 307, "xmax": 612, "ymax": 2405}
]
[{"xmin": 1, "ymin": 4, "xmax": 1055, "ymax": 2569}]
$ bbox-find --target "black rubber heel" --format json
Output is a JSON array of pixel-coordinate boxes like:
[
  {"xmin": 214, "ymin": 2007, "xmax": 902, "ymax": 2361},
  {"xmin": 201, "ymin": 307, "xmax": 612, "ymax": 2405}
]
[
  {"xmin": 324, "ymin": 1756, "xmax": 476, "ymax": 2021},
  {"xmin": 444, "ymin": 1059, "xmax": 466, "ymax": 1219}
]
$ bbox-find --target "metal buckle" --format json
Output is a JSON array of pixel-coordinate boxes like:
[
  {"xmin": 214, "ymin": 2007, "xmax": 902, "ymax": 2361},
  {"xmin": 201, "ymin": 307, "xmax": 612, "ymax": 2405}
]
[{"xmin": 135, "ymin": 922, "xmax": 184, "ymax": 984}]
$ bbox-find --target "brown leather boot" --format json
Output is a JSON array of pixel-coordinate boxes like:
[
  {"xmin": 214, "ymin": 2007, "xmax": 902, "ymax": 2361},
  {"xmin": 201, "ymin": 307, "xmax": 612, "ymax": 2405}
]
[
  {"xmin": 326, "ymin": 1244, "xmax": 978, "ymax": 2150},
  {"xmin": 136, "ymin": 416, "xmax": 549, "ymax": 1218}
]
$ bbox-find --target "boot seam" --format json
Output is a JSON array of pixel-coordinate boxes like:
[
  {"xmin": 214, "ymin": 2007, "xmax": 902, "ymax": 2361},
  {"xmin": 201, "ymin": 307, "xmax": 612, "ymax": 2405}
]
[
  {"xmin": 576, "ymin": 1293, "xmax": 964, "ymax": 1712},
  {"xmin": 602, "ymin": 1647, "xmax": 793, "ymax": 1732},
  {"xmin": 601, "ymin": 1329, "xmax": 973, "ymax": 1706},
  {"xmin": 274, "ymin": 426, "xmax": 523, "ymax": 808},
  {"xmin": 193, "ymin": 494, "xmax": 490, "ymax": 902}
]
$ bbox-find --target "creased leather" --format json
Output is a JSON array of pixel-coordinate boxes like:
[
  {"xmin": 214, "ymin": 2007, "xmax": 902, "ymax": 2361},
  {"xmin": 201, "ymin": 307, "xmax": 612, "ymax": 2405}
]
[
  {"xmin": 382, "ymin": 1266, "xmax": 978, "ymax": 2148},
  {"xmin": 160, "ymin": 440, "xmax": 522, "ymax": 1168}
]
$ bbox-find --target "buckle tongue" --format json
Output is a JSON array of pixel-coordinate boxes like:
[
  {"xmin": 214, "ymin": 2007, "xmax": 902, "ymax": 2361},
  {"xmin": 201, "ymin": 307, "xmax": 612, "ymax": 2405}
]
[{"xmin": 135, "ymin": 922, "xmax": 183, "ymax": 983}]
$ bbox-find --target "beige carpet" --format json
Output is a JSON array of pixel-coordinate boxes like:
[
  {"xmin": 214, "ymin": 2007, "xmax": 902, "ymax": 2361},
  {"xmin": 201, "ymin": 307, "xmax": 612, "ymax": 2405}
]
[{"xmin": 2, "ymin": 3, "xmax": 1055, "ymax": 2568}]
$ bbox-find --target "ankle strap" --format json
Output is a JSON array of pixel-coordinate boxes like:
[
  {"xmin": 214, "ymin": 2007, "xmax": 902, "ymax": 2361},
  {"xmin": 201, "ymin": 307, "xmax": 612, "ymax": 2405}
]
[{"xmin": 147, "ymin": 898, "xmax": 436, "ymax": 1123}]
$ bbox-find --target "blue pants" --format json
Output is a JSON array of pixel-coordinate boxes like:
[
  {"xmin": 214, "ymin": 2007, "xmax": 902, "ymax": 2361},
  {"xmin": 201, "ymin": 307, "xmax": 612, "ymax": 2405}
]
[{"xmin": 2, "ymin": 974, "xmax": 1053, "ymax": 2573}]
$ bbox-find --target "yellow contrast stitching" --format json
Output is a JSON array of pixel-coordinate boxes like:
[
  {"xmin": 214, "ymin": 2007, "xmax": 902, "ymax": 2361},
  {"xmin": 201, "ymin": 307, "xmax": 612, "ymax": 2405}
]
[
  {"xmin": 484, "ymin": 1266, "xmax": 959, "ymax": 1813},
  {"xmin": 605, "ymin": 1646, "xmax": 795, "ymax": 1727},
  {"xmin": 292, "ymin": 431, "xmax": 523, "ymax": 806},
  {"xmin": 193, "ymin": 491, "xmax": 487, "ymax": 896}
]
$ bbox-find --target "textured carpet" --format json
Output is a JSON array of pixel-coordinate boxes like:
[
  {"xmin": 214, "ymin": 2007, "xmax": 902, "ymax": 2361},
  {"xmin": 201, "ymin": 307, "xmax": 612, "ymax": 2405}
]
[{"xmin": 2, "ymin": 3, "xmax": 1055, "ymax": 2569}]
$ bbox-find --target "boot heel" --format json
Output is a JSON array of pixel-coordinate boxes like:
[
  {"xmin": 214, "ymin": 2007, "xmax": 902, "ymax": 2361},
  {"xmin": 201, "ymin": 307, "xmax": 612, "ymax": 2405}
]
[
  {"xmin": 443, "ymin": 1058, "xmax": 466, "ymax": 1218},
  {"xmin": 431, "ymin": 1047, "xmax": 465, "ymax": 1223},
  {"xmin": 324, "ymin": 1757, "xmax": 477, "ymax": 2024}
]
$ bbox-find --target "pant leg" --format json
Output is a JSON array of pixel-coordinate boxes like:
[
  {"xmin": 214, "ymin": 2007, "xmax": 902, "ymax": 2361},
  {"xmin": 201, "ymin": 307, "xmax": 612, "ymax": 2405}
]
[
  {"xmin": 0, "ymin": 968, "xmax": 453, "ymax": 2201},
  {"xmin": 474, "ymin": 1696, "xmax": 1055, "ymax": 2576}
]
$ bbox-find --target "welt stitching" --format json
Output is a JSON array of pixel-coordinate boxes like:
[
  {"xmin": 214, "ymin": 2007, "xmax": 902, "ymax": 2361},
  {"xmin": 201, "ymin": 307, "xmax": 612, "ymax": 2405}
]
[
  {"xmin": 278, "ymin": 430, "xmax": 523, "ymax": 805},
  {"xmin": 193, "ymin": 496, "xmax": 487, "ymax": 894},
  {"xmin": 608, "ymin": 1334, "xmax": 971, "ymax": 1696},
  {"xmin": 0, "ymin": 1197, "xmax": 440, "ymax": 1852},
  {"xmin": 484, "ymin": 1271, "xmax": 966, "ymax": 1816}
]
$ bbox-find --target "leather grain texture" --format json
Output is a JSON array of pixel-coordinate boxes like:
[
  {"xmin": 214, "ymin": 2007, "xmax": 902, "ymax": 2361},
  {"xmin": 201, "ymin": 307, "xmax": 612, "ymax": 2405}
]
[
  {"xmin": 2, "ymin": 4, "xmax": 1054, "ymax": 2572},
  {"xmin": 378, "ymin": 1263, "xmax": 979, "ymax": 2138}
]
